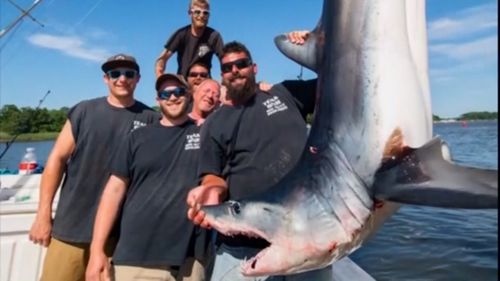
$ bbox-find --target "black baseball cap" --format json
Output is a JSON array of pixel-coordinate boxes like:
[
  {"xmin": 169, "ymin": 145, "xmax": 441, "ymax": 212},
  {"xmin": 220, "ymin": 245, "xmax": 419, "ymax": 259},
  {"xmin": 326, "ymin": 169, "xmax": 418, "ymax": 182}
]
[
  {"xmin": 155, "ymin": 73, "xmax": 189, "ymax": 92},
  {"xmin": 101, "ymin": 53, "xmax": 140, "ymax": 73}
]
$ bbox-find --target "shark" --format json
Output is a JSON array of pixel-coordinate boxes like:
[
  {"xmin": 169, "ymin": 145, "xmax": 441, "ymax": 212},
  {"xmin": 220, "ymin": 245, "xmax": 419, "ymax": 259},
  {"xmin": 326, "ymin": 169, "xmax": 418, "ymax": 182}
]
[{"xmin": 201, "ymin": 0, "xmax": 498, "ymax": 277}]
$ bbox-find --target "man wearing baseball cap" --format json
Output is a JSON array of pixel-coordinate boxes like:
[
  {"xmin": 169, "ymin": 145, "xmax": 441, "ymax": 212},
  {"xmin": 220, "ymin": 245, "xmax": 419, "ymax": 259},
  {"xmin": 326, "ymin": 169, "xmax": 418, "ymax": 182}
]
[
  {"xmin": 30, "ymin": 53, "xmax": 159, "ymax": 281},
  {"xmin": 87, "ymin": 73, "xmax": 210, "ymax": 281},
  {"xmin": 101, "ymin": 53, "xmax": 140, "ymax": 72}
]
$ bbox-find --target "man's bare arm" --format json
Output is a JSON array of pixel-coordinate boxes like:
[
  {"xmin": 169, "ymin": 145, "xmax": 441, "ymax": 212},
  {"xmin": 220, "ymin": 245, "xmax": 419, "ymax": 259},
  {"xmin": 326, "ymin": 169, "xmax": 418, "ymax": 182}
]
[
  {"xmin": 87, "ymin": 175, "xmax": 128, "ymax": 281},
  {"xmin": 155, "ymin": 49, "xmax": 173, "ymax": 78},
  {"xmin": 29, "ymin": 120, "xmax": 75, "ymax": 247}
]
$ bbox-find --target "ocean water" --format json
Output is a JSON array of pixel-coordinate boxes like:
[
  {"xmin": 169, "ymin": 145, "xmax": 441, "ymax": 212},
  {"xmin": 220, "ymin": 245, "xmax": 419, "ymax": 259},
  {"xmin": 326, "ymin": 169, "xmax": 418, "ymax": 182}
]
[
  {"xmin": 351, "ymin": 120, "xmax": 498, "ymax": 281},
  {"xmin": 0, "ymin": 140, "xmax": 54, "ymax": 172},
  {"xmin": 0, "ymin": 121, "xmax": 497, "ymax": 280}
]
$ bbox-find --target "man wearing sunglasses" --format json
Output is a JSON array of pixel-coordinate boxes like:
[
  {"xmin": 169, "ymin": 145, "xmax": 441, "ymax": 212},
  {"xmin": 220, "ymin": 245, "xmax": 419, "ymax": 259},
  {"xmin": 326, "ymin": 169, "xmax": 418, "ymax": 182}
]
[
  {"xmin": 87, "ymin": 73, "xmax": 210, "ymax": 281},
  {"xmin": 155, "ymin": 0, "xmax": 224, "ymax": 79},
  {"xmin": 29, "ymin": 53, "xmax": 159, "ymax": 281},
  {"xmin": 187, "ymin": 37, "xmax": 332, "ymax": 280},
  {"xmin": 186, "ymin": 61, "xmax": 211, "ymax": 92}
]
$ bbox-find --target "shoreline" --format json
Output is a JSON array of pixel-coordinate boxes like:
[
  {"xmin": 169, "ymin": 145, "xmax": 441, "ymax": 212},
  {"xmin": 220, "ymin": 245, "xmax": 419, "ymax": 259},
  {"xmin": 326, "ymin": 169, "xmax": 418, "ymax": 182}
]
[
  {"xmin": 1, "ymin": 119, "xmax": 497, "ymax": 143},
  {"xmin": 0, "ymin": 132, "xmax": 59, "ymax": 143},
  {"xmin": 433, "ymin": 119, "xmax": 498, "ymax": 123}
]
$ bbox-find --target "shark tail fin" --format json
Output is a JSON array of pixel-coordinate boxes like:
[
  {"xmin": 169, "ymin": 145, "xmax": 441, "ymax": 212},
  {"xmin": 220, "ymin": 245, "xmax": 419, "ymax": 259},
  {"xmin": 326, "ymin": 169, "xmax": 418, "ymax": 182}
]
[{"xmin": 374, "ymin": 137, "xmax": 498, "ymax": 209}]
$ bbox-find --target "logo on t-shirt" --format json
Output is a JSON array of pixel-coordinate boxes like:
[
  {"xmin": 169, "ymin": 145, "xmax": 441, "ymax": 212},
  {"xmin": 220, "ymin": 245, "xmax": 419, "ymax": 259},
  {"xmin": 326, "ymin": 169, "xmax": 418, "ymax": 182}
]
[
  {"xmin": 263, "ymin": 96, "xmax": 288, "ymax": 116},
  {"xmin": 185, "ymin": 133, "xmax": 200, "ymax": 150},
  {"xmin": 131, "ymin": 120, "xmax": 148, "ymax": 132},
  {"xmin": 198, "ymin": 44, "xmax": 210, "ymax": 57}
]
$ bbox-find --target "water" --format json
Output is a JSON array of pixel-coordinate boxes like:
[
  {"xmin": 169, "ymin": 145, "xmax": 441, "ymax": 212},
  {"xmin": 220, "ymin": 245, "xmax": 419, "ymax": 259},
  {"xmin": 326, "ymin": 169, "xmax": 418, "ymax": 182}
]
[
  {"xmin": 0, "ymin": 121, "xmax": 497, "ymax": 280},
  {"xmin": 351, "ymin": 120, "xmax": 498, "ymax": 281},
  {"xmin": 0, "ymin": 140, "xmax": 54, "ymax": 172}
]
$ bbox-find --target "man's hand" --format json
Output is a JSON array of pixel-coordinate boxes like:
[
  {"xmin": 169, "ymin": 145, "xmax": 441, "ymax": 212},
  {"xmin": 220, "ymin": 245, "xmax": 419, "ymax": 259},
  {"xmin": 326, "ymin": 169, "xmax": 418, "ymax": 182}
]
[
  {"xmin": 85, "ymin": 251, "xmax": 112, "ymax": 281},
  {"xmin": 258, "ymin": 81, "xmax": 273, "ymax": 92},
  {"xmin": 287, "ymin": 30, "xmax": 311, "ymax": 45},
  {"xmin": 29, "ymin": 216, "xmax": 52, "ymax": 247},
  {"xmin": 155, "ymin": 49, "xmax": 172, "ymax": 78},
  {"xmin": 186, "ymin": 184, "xmax": 226, "ymax": 228}
]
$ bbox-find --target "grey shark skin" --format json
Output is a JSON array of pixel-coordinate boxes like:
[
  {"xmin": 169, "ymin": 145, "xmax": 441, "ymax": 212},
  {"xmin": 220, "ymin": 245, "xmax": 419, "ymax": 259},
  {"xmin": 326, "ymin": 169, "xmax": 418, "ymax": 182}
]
[{"xmin": 201, "ymin": 0, "xmax": 498, "ymax": 277}]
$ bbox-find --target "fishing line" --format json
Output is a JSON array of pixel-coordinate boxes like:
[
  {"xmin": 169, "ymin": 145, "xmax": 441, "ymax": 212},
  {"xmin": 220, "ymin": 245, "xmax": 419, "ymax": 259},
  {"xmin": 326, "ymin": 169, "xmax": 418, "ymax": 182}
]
[
  {"xmin": 73, "ymin": 0, "xmax": 104, "ymax": 28},
  {"xmin": 0, "ymin": 90, "xmax": 51, "ymax": 160},
  {"xmin": 297, "ymin": 66, "xmax": 304, "ymax": 80}
]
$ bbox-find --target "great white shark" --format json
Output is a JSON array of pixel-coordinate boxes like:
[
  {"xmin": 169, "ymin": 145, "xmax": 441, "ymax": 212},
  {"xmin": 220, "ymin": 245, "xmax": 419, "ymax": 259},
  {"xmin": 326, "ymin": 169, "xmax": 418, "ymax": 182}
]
[{"xmin": 201, "ymin": 0, "xmax": 498, "ymax": 277}]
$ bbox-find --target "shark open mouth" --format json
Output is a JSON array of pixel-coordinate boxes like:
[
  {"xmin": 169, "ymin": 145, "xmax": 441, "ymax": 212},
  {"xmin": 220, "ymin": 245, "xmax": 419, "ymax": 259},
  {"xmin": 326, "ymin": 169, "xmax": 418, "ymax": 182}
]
[
  {"xmin": 244, "ymin": 246, "xmax": 272, "ymax": 271},
  {"xmin": 217, "ymin": 227, "xmax": 274, "ymax": 271},
  {"xmin": 230, "ymin": 229, "xmax": 321, "ymax": 276}
]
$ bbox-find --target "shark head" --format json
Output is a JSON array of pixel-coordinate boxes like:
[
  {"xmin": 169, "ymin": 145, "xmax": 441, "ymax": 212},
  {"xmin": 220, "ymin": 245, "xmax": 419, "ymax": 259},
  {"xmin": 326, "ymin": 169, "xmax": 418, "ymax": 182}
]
[
  {"xmin": 203, "ymin": 199, "xmax": 340, "ymax": 276},
  {"xmin": 202, "ymin": 184, "xmax": 371, "ymax": 276}
]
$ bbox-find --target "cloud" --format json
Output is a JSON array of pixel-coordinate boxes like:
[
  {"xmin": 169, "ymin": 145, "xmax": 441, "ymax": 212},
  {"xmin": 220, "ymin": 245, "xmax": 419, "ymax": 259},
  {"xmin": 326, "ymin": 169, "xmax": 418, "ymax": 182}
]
[
  {"xmin": 427, "ymin": 2, "xmax": 498, "ymax": 85},
  {"xmin": 429, "ymin": 35, "xmax": 498, "ymax": 61},
  {"xmin": 27, "ymin": 33, "xmax": 110, "ymax": 62},
  {"xmin": 428, "ymin": 3, "xmax": 497, "ymax": 41},
  {"xmin": 429, "ymin": 35, "xmax": 497, "ymax": 83}
]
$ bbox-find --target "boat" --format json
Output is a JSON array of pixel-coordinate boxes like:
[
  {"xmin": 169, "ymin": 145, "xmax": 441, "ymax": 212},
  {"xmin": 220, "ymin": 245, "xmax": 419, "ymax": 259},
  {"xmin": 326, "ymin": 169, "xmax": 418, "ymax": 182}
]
[
  {"xmin": 0, "ymin": 174, "xmax": 60, "ymax": 281},
  {"xmin": 0, "ymin": 173, "xmax": 375, "ymax": 281}
]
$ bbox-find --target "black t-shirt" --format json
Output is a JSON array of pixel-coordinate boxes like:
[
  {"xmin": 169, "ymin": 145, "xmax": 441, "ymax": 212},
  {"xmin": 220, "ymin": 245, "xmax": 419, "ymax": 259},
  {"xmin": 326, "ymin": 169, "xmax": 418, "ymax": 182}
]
[
  {"xmin": 111, "ymin": 120, "xmax": 208, "ymax": 266},
  {"xmin": 52, "ymin": 97, "xmax": 160, "ymax": 243},
  {"xmin": 198, "ymin": 79, "xmax": 317, "ymax": 200},
  {"xmin": 198, "ymin": 79, "xmax": 316, "ymax": 248},
  {"xmin": 164, "ymin": 25, "xmax": 224, "ymax": 77}
]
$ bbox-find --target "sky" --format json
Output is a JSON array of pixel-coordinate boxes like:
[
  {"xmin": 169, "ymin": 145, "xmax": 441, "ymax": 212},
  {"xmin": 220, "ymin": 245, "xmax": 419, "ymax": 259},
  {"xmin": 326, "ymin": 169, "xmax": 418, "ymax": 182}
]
[{"xmin": 0, "ymin": 0, "xmax": 497, "ymax": 118}]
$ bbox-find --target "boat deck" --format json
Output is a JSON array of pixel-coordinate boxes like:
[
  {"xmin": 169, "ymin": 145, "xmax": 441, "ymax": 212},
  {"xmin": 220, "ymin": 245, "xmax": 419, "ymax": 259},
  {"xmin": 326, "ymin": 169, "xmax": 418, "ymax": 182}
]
[{"xmin": 0, "ymin": 174, "xmax": 375, "ymax": 281}]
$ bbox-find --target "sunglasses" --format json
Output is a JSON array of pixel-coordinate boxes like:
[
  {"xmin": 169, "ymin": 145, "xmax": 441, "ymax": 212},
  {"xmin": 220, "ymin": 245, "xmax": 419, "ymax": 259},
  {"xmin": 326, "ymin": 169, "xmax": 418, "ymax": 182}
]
[
  {"xmin": 188, "ymin": 71, "xmax": 209, "ymax": 78},
  {"xmin": 158, "ymin": 87, "xmax": 187, "ymax": 100},
  {"xmin": 221, "ymin": 58, "xmax": 253, "ymax": 73},
  {"xmin": 107, "ymin": 69, "xmax": 137, "ymax": 80},
  {"xmin": 191, "ymin": 9, "xmax": 210, "ymax": 17}
]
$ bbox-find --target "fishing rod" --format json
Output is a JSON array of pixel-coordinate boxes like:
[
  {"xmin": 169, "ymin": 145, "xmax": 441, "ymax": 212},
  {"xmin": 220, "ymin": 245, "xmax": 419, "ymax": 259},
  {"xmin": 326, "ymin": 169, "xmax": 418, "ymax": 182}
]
[
  {"xmin": 0, "ymin": 89, "xmax": 51, "ymax": 160},
  {"xmin": 0, "ymin": 0, "xmax": 44, "ymax": 39}
]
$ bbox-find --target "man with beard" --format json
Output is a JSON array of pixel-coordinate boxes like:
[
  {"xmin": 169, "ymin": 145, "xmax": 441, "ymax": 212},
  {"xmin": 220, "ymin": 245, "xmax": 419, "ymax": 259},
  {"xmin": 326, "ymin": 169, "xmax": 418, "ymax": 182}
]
[
  {"xmin": 155, "ymin": 0, "xmax": 224, "ymax": 78},
  {"xmin": 86, "ymin": 74, "xmax": 209, "ymax": 281},
  {"xmin": 186, "ymin": 39, "xmax": 330, "ymax": 280}
]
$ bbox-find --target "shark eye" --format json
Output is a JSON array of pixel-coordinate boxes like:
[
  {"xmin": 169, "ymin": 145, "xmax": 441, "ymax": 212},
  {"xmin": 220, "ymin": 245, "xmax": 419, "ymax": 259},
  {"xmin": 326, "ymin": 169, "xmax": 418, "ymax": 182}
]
[{"xmin": 229, "ymin": 201, "xmax": 241, "ymax": 215}]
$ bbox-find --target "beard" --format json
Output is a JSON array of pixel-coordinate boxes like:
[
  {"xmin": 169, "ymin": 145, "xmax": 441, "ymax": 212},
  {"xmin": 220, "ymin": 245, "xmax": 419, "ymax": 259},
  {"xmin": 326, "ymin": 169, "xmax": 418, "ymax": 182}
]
[{"xmin": 225, "ymin": 73, "xmax": 257, "ymax": 105}]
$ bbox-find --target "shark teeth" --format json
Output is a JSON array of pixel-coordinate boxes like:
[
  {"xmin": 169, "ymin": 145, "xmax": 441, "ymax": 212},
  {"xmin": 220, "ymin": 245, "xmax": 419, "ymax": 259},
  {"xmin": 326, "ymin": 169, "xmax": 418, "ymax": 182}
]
[
  {"xmin": 225, "ymin": 230, "xmax": 266, "ymax": 240},
  {"xmin": 240, "ymin": 246, "xmax": 270, "ymax": 272}
]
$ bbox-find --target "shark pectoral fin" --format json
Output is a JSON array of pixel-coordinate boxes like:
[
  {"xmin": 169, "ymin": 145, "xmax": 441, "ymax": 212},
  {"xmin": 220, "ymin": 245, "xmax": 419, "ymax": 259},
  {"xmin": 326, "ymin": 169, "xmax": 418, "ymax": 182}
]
[
  {"xmin": 274, "ymin": 29, "xmax": 321, "ymax": 72},
  {"xmin": 373, "ymin": 137, "xmax": 498, "ymax": 209}
]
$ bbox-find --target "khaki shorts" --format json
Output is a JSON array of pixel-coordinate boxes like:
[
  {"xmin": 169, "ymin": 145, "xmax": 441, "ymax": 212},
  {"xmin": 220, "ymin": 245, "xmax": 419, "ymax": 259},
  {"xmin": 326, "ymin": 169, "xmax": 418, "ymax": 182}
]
[
  {"xmin": 40, "ymin": 237, "xmax": 116, "ymax": 281},
  {"xmin": 113, "ymin": 257, "xmax": 205, "ymax": 281}
]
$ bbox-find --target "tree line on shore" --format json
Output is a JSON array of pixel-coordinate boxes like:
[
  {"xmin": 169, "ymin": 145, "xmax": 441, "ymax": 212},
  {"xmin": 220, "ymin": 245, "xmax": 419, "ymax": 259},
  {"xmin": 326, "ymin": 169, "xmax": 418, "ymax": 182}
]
[
  {"xmin": 0, "ymin": 105, "xmax": 497, "ymax": 136},
  {"xmin": 0, "ymin": 105, "xmax": 68, "ymax": 135},
  {"xmin": 432, "ymin": 111, "xmax": 498, "ymax": 122}
]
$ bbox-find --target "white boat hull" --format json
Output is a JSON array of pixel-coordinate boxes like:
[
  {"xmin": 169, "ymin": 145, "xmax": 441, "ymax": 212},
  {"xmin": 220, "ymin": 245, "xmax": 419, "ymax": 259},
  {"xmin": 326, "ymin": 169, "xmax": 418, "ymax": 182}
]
[{"xmin": 0, "ymin": 174, "xmax": 58, "ymax": 281}]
